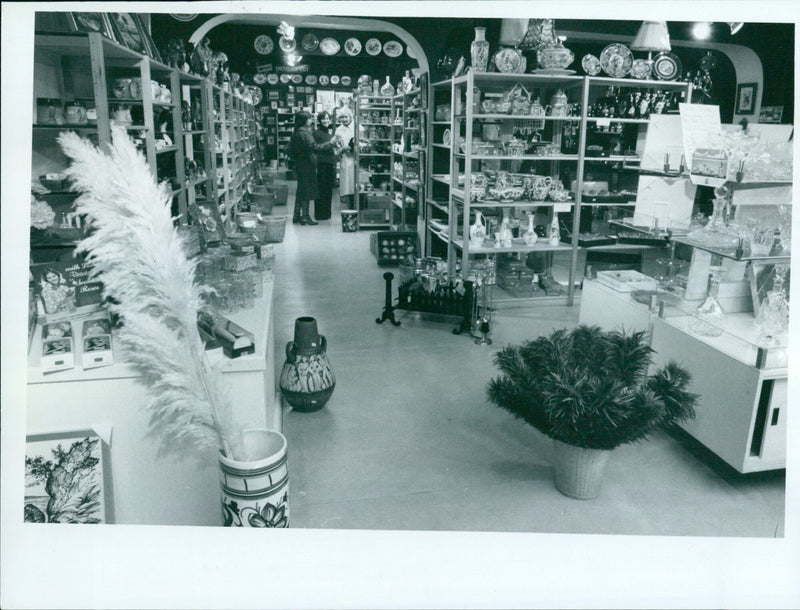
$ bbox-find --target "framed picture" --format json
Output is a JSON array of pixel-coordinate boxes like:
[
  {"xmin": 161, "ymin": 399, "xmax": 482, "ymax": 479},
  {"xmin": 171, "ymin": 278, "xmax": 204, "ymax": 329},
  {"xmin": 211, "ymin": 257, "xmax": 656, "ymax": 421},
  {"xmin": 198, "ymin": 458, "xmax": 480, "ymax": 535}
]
[
  {"xmin": 25, "ymin": 429, "xmax": 111, "ymax": 524},
  {"xmin": 190, "ymin": 198, "xmax": 226, "ymax": 248},
  {"xmin": 735, "ymin": 82, "xmax": 758, "ymax": 115},
  {"xmin": 137, "ymin": 15, "xmax": 162, "ymax": 63},
  {"xmin": 748, "ymin": 262, "xmax": 790, "ymax": 316},
  {"xmin": 65, "ymin": 12, "xmax": 116, "ymax": 41},
  {"xmin": 758, "ymin": 105, "xmax": 783, "ymax": 124},
  {"xmin": 107, "ymin": 12, "xmax": 149, "ymax": 57}
]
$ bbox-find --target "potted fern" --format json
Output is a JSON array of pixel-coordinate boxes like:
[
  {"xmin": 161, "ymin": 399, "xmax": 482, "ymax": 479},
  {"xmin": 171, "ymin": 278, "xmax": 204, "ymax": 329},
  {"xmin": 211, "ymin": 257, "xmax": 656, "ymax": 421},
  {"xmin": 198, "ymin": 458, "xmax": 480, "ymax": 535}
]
[
  {"xmin": 487, "ymin": 325, "xmax": 698, "ymax": 499},
  {"xmin": 57, "ymin": 127, "xmax": 288, "ymax": 527}
]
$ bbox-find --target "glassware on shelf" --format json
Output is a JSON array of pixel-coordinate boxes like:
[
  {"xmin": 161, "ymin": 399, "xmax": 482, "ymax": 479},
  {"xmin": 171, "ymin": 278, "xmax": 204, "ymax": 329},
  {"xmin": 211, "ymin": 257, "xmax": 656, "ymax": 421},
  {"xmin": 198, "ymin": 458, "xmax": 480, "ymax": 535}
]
[
  {"xmin": 754, "ymin": 265, "xmax": 790, "ymax": 347},
  {"xmin": 654, "ymin": 255, "xmax": 686, "ymax": 303},
  {"xmin": 691, "ymin": 267, "xmax": 727, "ymax": 337},
  {"xmin": 686, "ymin": 185, "xmax": 740, "ymax": 249}
]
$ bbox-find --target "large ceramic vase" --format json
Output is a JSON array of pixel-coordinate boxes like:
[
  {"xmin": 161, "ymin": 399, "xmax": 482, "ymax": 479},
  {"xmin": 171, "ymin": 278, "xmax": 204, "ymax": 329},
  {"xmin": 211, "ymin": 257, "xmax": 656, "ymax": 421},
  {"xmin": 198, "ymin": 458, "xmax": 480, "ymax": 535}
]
[
  {"xmin": 552, "ymin": 440, "xmax": 611, "ymax": 500},
  {"xmin": 279, "ymin": 316, "xmax": 336, "ymax": 412},
  {"xmin": 219, "ymin": 429, "xmax": 289, "ymax": 527},
  {"xmin": 471, "ymin": 27, "xmax": 490, "ymax": 72}
]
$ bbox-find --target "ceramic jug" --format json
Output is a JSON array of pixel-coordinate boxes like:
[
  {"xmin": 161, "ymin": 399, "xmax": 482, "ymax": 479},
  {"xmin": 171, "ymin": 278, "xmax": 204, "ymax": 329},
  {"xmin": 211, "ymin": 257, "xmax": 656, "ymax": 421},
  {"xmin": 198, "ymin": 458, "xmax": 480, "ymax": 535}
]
[
  {"xmin": 279, "ymin": 316, "xmax": 336, "ymax": 412},
  {"xmin": 469, "ymin": 211, "xmax": 487, "ymax": 247},
  {"xmin": 64, "ymin": 101, "xmax": 87, "ymax": 125}
]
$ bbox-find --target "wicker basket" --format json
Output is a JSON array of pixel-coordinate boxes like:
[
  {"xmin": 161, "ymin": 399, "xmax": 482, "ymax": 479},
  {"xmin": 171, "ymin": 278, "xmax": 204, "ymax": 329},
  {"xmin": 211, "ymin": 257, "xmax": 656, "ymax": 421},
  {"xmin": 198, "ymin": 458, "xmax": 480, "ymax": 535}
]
[
  {"xmin": 261, "ymin": 215, "xmax": 287, "ymax": 243},
  {"xmin": 248, "ymin": 186, "xmax": 275, "ymax": 214},
  {"xmin": 273, "ymin": 184, "xmax": 289, "ymax": 206},
  {"xmin": 552, "ymin": 440, "xmax": 612, "ymax": 500}
]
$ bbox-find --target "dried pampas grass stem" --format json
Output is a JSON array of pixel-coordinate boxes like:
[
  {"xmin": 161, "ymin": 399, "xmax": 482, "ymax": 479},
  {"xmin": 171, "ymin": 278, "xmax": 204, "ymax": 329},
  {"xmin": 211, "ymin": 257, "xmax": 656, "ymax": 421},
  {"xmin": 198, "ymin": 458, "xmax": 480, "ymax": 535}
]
[{"xmin": 59, "ymin": 126, "xmax": 246, "ymax": 461}]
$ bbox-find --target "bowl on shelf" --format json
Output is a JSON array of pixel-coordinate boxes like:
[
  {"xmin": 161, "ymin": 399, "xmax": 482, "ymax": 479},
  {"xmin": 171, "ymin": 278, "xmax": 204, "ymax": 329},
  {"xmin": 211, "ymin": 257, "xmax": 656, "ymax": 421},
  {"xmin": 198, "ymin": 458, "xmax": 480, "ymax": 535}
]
[{"xmin": 39, "ymin": 173, "xmax": 70, "ymax": 191}]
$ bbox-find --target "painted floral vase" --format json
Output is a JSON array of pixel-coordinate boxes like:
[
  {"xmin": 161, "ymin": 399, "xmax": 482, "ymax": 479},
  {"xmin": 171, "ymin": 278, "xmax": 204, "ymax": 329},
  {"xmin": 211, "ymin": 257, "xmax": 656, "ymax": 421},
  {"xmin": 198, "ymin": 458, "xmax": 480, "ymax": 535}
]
[
  {"xmin": 219, "ymin": 429, "xmax": 289, "ymax": 527},
  {"xmin": 279, "ymin": 316, "xmax": 336, "ymax": 412},
  {"xmin": 471, "ymin": 27, "xmax": 490, "ymax": 72}
]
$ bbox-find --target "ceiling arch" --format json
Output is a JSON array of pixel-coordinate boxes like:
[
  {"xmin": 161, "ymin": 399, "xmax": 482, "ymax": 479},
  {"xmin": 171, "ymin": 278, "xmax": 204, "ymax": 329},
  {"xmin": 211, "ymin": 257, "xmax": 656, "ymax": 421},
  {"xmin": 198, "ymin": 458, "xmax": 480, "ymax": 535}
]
[{"xmin": 188, "ymin": 14, "xmax": 429, "ymax": 75}]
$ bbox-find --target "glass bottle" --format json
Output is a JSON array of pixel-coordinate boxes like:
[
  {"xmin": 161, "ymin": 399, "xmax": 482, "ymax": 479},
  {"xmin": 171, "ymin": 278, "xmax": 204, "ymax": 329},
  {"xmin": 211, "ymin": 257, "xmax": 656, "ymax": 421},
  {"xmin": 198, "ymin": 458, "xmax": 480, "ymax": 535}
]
[
  {"xmin": 380, "ymin": 76, "xmax": 395, "ymax": 98},
  {"xmin": 754, "ymin": 265, "xmax": 789, "ymax": 347},
  {"xmin": 691, "ymin": 268, "xmax": 727, "ymax": 337}
]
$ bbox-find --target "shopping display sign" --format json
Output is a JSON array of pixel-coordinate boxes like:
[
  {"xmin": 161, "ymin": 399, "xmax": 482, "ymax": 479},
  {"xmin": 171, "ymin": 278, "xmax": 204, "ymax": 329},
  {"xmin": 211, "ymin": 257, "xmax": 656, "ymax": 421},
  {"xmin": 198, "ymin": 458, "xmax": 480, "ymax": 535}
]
[
  {"xmin": 679, "ymin": 103, "xmax": 728, "ymax": 187},
  {"xmin": 31, "ymin": 257, "xmax": 104, "ymax": 320}
]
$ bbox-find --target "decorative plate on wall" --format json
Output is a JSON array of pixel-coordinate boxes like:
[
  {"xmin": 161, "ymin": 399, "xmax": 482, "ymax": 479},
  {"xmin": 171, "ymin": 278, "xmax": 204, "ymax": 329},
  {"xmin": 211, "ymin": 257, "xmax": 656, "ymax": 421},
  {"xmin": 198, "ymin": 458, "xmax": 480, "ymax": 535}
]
[
  {"xmin": 278, "ymin": 36, "xmax": 297, "ymax": 53},
  {"xmin": 383, "ymin": 41, "xmax": 403, "ymax": 57},
  {"xmin": 280, "ymin": 74, "xmax": 291, "ymax": 84},
  {"xmin": 652, "ymin": 52, "xmax": 682, "ymax": 81},
  {"xmin": 341, "ymin": 76, "xmax": 352, "ymax": 86},
  {"xmin": 301, "ymin": 33, "xmax": 319, "ymax": 52},
  {"xmin": 319, "ymin": 75, "xmax": 330, "ymax": 86},
  {"xmin": 254, "ymin": 35, "xmax": 274, "ymax": 55},
  {"xmin": 599, "ymin": 43, "xmax": 633, "ymax": 78},
  {"xmin": 581, "ymin": 54, "xmax": 601, "ymax": 76},
  {"xmin": 320, "ymin": 38, "xmax": 341, "ymax": 56},
  {"xmin": 629, "ymin": 58, "xmax": 652, "ymax": 80},
  {"xmin": 494, "ymin": 48, "xmax": 523, "ymax": 73},
  {"xmin": 253, "ymin": 73, "xmax": 268, "ymax": 85},
  {"xmin": 365, "ymin": 38, "xmax": 382, "ymax": 56},
  {"xmin": 267, "ymin": 74, "xmax": 279, "ymax": 85},
  {"xmin": 292, "ymin": 74, "xmax": 303, "ymax": 84},
  {"xmin": 305, "ymin": 75, "xmax": 318, "ymax": 85},
  {"xmin": 344, "ymin": 38, "xmax": 362, "ymax": 56},
  {"xmin": 330, "ymin": 75, "xmax": 340, "ymax": 85}
]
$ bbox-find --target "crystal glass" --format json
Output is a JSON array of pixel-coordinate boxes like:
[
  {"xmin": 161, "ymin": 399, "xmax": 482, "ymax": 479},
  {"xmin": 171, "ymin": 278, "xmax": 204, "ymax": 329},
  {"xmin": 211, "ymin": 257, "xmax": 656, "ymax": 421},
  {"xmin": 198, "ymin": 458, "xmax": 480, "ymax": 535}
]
[
  {"xmin": 754, "ymin": 265, "xmax": 790, "ymax": 347},
  {"xmin": 691, "ymin": 267, "xmax": 727, "ymax": 337},
  {"xmin": 654, "ymin": 256, "xmax": 686, "ymax": 303}
]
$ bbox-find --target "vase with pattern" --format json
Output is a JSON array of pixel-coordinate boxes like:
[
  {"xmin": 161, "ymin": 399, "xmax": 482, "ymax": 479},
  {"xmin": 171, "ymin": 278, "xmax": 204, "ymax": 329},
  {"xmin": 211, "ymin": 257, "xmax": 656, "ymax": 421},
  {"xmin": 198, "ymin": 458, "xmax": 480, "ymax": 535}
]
[
  {"xmin": 279, "ymin": 316, "xmax": 336, "ymax": 412},
  {"xmin": 471, "ymin": 27, "xmax": 490, "ymax": 72}
]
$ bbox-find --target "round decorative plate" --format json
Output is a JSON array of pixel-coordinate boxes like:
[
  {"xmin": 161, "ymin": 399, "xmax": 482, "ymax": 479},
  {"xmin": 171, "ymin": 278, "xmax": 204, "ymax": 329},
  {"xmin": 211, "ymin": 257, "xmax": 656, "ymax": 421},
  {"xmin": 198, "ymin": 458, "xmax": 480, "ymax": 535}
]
[
  {"xmin": 253, "ymin": 73, "xmax": 268, "ymax": 85},
  {"xmin": 301, "ymin": 33, "xmax": 319, "ymax": 52},
  {"xmin": 250, "ymin": 87, "xmax": 263, "ymax": 105},
  {"xmin": 365, "ymin": 38, "xmax": 382, "ymax": 56},
  {"xmin": 330, "ymin": 75, "xmax": 340, "ymax": 85},
  {"xmin": 629, "ymin": 58, "xmax": 652, "ymax": 80},
  {"xmin": 599, "ymin": 43, "xmax": 633, "ymax": 78},
  {"xmin": 278, "ymin": 36, "xmax": 297, "ymax": 53},
  {"xmin": 442, "ymin": 128, "xmax": 451, "ymax": 146},
  {"xmin": 494, "ymin": 47, "xmax": 523, "ymax": 73},
  {"xmin": 305, "ymin": 75, "xmax": 318, "ymax": 85},
  {"xmin": 279, "ymin": 74, "xmax": 291, "ymax": 84},
  {"xmin": 581, "ymin": 54, "xmax": 601, "ymax": 76},
  {"xmin": 341, "ymin": 75, "xmax": 352, "ymax": 86},
  {"xmin": 254, "ymin": 35, "xmax": 274, "ymax": 55},
  {"xmin": 319, "ymin": 75, "xmax": 330, "ymax": 86},
  {"xmin": 344, "ymin": 38, "xmax": 362, "ymax": 56},
  {"xmin": 652, "ymin": 52, "xmax": 682, "ymax": 81},
  {"xmin": 383, "ymin": 41, "xmax": 403, "ymax": 57},
  {"xmin": 292, "ymin": 74, "xmax": 303, "ymax": 84},
  {"xmin": 267, "ymin": 74, "xmax": 279, "ymax": 85},
  {"xmin": 320, "ymin": 38, "xmax": 341, "ymax": 56}
]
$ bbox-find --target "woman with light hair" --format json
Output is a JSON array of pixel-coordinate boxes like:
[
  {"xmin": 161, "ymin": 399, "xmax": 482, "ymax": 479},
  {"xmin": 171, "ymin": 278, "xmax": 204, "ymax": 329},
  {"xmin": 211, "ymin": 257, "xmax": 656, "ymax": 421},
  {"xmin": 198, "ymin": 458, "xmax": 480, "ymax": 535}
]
[{"xmin": 333, "ymin": 107, "xmax": 356, "ymax": 209}]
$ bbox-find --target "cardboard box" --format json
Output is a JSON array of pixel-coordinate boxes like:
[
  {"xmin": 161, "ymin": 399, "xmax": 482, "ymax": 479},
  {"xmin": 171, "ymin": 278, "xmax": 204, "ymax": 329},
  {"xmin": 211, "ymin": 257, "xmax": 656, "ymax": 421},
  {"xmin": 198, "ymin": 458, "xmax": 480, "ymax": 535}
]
[
  {"xmin": 197, "ymin": 311, "xmax": 255, "ymax": 359},
  {"xmin": 41, "ymin": 321, "xmax": 75, "ymax": 373},
  {"xmin": 81, "ymin": 315, "xmax": 114, "ymax": 369}
]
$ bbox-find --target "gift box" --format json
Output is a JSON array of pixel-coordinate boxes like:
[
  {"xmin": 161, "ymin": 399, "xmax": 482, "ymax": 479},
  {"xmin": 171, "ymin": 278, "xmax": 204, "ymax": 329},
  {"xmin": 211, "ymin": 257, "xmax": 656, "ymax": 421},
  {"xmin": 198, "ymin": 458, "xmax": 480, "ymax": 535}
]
[
  {"xmin": 41, "ymin": 320, "xmax": 75, "ymax": 373},
  {"xmin": 224, "ymin": 251, "xmax": 257, "ymax": 272},
  {"xmin": 81, "ymin": 315, "xmax": 114, "ymax": 369}
]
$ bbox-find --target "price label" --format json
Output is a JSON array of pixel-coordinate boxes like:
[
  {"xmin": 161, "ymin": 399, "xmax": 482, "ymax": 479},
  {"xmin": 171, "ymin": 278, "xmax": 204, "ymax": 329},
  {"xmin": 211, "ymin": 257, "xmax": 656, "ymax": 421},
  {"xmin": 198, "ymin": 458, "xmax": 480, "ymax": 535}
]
[
  {"xmin": 553, "ymin": 203, "xmax": 571, "ymax": 213},
  {"xmin": 595, "ymin": 118, "xmax": 612, "ymax": 128}
]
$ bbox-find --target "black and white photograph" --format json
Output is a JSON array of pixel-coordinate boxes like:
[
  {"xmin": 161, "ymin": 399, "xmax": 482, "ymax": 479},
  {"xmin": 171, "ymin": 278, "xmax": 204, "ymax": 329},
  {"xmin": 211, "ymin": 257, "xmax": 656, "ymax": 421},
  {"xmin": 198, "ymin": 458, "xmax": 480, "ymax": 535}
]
[{"xmin": 2, "ymin": 2, "xmax": 799, "ymax": 609}]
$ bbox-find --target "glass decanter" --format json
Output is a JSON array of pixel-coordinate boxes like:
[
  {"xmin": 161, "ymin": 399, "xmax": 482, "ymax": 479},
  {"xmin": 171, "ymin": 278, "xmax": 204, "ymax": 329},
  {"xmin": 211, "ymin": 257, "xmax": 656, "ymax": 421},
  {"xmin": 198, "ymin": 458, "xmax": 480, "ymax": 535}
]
[
  {"xmin": 687, "ymin": 185, "xmax": 740, "ymax": 249},
  {"xmin": 691, "ymin": 267, "xmax": 727, "ymax": 337},
  {"xmin": 754, "ymin": 265, "xmax": 790, "ymax": 347}
]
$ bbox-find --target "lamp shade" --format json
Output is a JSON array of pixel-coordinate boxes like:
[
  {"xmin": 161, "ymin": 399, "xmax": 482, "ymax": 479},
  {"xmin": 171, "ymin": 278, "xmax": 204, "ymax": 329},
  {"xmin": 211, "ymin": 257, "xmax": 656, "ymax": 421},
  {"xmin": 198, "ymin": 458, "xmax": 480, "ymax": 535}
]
[
  {"xmin": 728, "ymin": 22, "xmax": 744, "ymax": 35},
  {"xmin": 499, "ymin": 19, "xmax": 530, "ymax": 47},
  {"xmin": 631, "ymin": 21, "xmax": 671, "ymax": 52}
]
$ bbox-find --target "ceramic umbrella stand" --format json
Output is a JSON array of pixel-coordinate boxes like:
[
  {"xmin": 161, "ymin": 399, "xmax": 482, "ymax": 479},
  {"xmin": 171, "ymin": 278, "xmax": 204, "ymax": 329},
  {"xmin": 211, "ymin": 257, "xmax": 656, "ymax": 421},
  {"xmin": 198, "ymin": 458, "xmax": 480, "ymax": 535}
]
[
  {"xmin": 279, "ymin": 316, "xmax": 336, "ymax": 412},
  {"xmin": 219, "ymin": 429, "xmax": 289, "ymax": 527}
]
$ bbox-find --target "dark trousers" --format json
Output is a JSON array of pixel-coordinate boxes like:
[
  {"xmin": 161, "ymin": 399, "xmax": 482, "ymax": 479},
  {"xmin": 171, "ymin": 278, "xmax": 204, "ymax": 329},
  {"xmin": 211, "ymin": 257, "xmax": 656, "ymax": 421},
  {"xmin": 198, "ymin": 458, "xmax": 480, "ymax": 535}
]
[{"xmin": 315, "ymin": 162, "xmax": 335, "ymax": 220}]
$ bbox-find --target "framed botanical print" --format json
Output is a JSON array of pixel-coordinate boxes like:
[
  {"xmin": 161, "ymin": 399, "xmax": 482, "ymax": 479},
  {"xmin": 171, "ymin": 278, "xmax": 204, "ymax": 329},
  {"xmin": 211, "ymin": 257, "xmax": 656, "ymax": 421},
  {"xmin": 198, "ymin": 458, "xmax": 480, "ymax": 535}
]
[
  {"xmin": 25, "ymin": 429, "xmax": 111, "ymax": 524},
  {"xmin": 735, "ymin": 82, "xmax": 758, "ymax": 115},
  {"xmin": 66, "ymin": 12, "xmax": 116, "ymax": 41},
  {"xmin": 107, "ymin": 12, "xmax": 149, "ymax": 56}
]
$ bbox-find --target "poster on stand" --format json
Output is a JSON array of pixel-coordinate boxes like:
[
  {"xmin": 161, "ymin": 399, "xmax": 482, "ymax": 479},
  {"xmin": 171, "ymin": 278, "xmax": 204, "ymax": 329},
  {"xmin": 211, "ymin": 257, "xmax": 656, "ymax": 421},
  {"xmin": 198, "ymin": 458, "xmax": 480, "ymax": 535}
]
[{"xmin": 316, "ymin": 89, "xmax": 335, "ymax": 114}]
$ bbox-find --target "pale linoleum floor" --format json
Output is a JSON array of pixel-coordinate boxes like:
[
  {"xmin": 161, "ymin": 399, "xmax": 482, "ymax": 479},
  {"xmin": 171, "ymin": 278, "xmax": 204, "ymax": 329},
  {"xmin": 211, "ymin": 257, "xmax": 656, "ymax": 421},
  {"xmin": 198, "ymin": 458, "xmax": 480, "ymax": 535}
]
[{"xmin": 268, "ymin": 182, "xmax": 785, "ymax": 537}]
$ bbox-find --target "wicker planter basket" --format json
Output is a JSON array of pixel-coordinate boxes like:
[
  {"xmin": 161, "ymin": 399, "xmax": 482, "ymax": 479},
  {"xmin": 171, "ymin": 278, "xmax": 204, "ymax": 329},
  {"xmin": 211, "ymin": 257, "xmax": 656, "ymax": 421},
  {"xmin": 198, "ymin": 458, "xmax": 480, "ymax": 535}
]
[
  {"xmin": 552, "ymin": 440, "xmax": 612, "ymax": 500},
  {"xmin": 248, "ymin": 186, "xmax": 275, "ymax": 214},
  {"xmin": 273, "ymin": 184, "xmax": 289, "ymax": 206},
  {"xmin": 260, "ymin": 215, "xmax": 287, "ymax": 243}
]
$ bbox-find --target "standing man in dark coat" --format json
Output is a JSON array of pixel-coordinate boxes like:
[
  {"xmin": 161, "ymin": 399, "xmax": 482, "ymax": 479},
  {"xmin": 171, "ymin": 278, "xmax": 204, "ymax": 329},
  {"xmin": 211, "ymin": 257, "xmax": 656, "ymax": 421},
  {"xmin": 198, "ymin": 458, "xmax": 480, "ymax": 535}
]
[{"xmin": 289, "ymin": 111, "xmax": 334, "ymax": 225}]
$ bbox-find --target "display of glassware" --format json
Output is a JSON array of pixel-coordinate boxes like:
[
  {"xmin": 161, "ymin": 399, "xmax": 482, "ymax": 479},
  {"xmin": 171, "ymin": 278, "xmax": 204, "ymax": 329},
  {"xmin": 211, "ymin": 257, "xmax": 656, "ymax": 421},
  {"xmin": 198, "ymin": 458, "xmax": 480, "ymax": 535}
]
[
  {"xmin": 586, "ymin": 87, "xmax": 679, "ymax": 118},
  {"xmin": 754, "ymin": 265, "xmax": 790, "ymax": 347},
  {"xmin": 691, "ymin": 267, "xmax": 727, "ymax": 337},
  {"xmin": 686, "ymin": 185, "xmax": 741, "ymax": 249}
]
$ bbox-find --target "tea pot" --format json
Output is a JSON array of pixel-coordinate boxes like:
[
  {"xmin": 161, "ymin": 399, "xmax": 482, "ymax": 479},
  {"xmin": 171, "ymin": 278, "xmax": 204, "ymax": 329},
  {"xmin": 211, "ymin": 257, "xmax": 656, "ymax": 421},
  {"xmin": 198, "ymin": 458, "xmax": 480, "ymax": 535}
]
[{"xmin": 469, "ymin": 211, "xmax": 487, "ymax": 247}]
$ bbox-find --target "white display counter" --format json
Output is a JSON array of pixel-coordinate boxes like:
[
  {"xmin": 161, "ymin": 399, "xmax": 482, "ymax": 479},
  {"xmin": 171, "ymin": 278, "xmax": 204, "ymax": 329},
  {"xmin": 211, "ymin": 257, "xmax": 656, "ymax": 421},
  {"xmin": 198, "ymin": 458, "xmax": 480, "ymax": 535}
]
[{"xmin": 26, "ymin": 280, "xmax": 279, "ymax": 526}]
